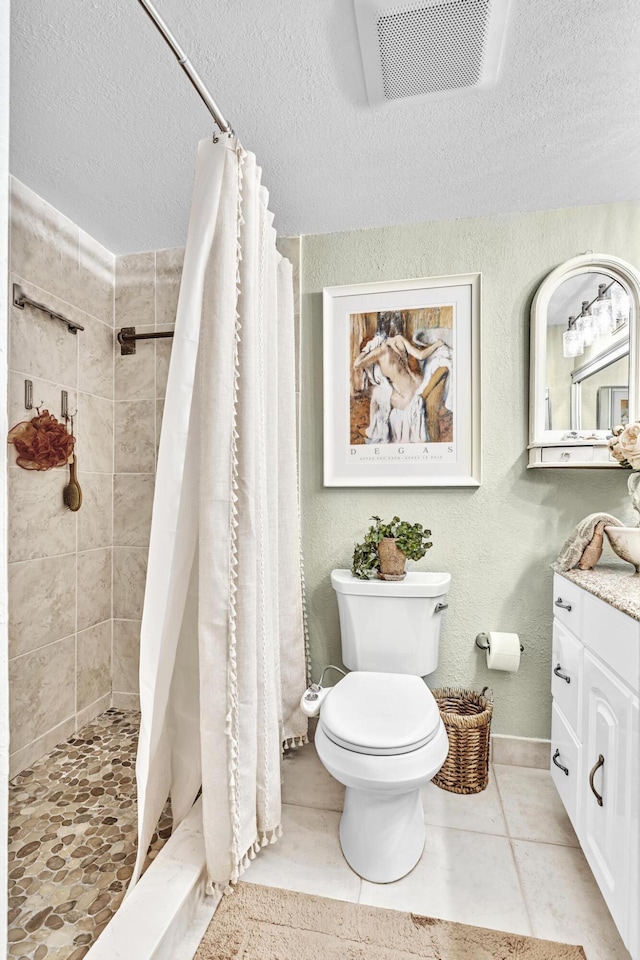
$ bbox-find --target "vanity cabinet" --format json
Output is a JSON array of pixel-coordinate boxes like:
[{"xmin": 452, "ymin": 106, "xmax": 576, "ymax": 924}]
[
  {"xmin": 581, "ymin": 650, "xmax": 633, "ymax": 929},
  {"xmin": 551, "ymin": 573, "xmax": 639, "ymax": 959}
]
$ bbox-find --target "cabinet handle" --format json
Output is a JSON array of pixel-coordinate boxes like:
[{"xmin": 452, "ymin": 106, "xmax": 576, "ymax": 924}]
[
  {"xmin": 589, "ymin": 754, "xmax": 605, "ymax": 807},
  {"xmin": 555, "ymin": 598, "xmax": 572, "ymax": 611},
  {"xmin": 553, "ymin": 663, "xmax": 571, "ymax": 684},
  {"xmin": 552, "ymin": 748, "xmax": 569, "ymax": 776}
]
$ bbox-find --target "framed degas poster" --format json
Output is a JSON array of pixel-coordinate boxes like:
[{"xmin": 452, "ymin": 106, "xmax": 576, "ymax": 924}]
[{"xmin": 323, "ymin": 274, "xmax": 481, "ymax": 487}]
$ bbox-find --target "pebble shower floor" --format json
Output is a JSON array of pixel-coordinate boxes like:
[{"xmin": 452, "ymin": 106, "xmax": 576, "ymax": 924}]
[{"xmin": 7, "ymin": 709, "xmax": 172, "ymax": 959}]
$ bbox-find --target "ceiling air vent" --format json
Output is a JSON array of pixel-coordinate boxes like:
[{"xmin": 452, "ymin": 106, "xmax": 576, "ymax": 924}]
[{"xmin": 354, "ymin": 0, "xmax": 510, "ymax": 107}]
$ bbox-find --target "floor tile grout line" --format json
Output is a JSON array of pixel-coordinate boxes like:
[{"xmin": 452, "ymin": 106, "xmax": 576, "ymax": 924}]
[
  {"xmin": 509, "ymin": 834, "xmax": 585, "ymax": 854},
  {"xmin": 505, "ymin": 834, "xmax": 535, "ymax": 937},
  {"xmin": 276, "ymin": 804, "xmax": 548, "ymax": 939},
  {"xmin": 281, "ymin": 797, "xmax": 514, "ymax": 845},
  {"xmin": 282, "ymin": 798, "xmax": 345, "ymax": 814},
  {"xmin": 282, "ymin": 800, "xmax": 580, "ymax": 849},
  {"xmin": 492, "ymin": 762, "xmax": 517, "ymax": 842},
  {"xmin": 492, "ymin": 765, "xmax": 581, "ymax": 849}
]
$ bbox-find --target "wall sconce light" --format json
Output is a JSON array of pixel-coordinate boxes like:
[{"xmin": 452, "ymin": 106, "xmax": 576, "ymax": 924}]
[
  {"xmin": 610, "ymin": 282, "xmax": 630, "ymax": 331},
  {"xmin": 591, "ymin": 283, "xmax": 613, "ymax": 337},
  {"xmin": 575, "ymin": 300, "xmax": 596, "ymax": 347},
  {"xmin": 563, "ymin": 316, "xmax": 584, "ymax": 358}
]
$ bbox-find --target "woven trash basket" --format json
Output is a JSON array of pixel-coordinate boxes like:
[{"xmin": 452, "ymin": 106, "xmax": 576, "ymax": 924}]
[{"xmin": 431, "ymin": 687, "xmax": 493, "ymax": 794}]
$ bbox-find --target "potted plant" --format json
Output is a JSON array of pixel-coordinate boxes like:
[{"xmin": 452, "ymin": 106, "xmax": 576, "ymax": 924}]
[{"xmin": 351, "ymin": 516, "xmax": 432, "ymax": 581}]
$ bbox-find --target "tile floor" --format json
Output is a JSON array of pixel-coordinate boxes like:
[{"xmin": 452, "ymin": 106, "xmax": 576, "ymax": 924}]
[
  {"xmin": 10, "ymin": 718, "xmax": 631, "ymax": 960},
  {"xmin": 7, "ymin": 710, "xmax": 171, "ymax": 960},
  {"xmin": 185, "ymin": 742, "xmax": 631, "ymax": 960}
]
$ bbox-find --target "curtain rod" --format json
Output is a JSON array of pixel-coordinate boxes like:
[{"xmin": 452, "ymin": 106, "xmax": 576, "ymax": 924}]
[
  {"xmin": 136, "ymin": 0, "xmax": 231, "ymax": 135},
  {"xmin": 117, "ymin": 326, "xmax": 174, "ymax": 356}
]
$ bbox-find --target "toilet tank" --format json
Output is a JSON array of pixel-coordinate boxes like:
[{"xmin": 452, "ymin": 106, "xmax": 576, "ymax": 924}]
[{"xmin": 331, "ymin": 569, "xmax": 451, "ymax": 676}]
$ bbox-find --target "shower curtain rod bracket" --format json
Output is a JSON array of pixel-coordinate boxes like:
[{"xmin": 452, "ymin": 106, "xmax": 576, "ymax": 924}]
[
  {"xmin": 117, "ymin": 325, "xmax": 175, "ymax": 355},
  {"xmin": 118, "ymin": 327, "xmax": 137, "ymax": 356}
]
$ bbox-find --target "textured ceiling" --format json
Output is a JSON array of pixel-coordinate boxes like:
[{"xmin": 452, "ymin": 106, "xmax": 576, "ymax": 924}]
[{"xmin": 9, "ymin": 0, "xmax": 640, "ymax": 253}]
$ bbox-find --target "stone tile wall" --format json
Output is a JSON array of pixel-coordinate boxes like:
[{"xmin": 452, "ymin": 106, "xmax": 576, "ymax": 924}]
[
  {"xmin": 8, "ymin": 179, "xmax": 115, "ymax": 777},
  {"xmin": 110, "ymin": 239, "xmax": 300, "ymax": 708},
  {"xmin": 111, "ymin": 249, "xmax": 182, "ymax": 709},
  {"xmin": 110, "ymin": 240, "xmax": 300, "ymax": 708},
  {"xmin": 7, "ymin": 179, "xmax": 299, "ymax": 771}
]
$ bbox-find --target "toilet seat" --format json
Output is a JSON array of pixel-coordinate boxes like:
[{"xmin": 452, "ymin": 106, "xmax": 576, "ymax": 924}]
[{"xmin": 320, "ymin": 671, "xmax": 440, "ymax": 756}]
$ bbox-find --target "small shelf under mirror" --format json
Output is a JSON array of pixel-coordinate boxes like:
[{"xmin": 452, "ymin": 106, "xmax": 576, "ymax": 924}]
[{"xmin": 528, "ymin": 253, "xmax": 640, "ymax": 468}]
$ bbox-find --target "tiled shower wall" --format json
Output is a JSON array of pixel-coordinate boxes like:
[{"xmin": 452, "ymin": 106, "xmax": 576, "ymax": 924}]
[
  {"xmin": 111, "ymin": 248, "xmax": 182, "ymax": 708},
  {"xmin": 8, "ymin": 179, "xmax": 115, "ymax": 776},
  {"xmin": 6, "ymin": 181, "xmax": 183, "ymax": 773},
  {"xmin": 7, "ymin": 179, "xmax": 298, "ymax": 772},
  {"xmin": 110, "ymin": 241, "xmax": 299, "ymax": 706}
]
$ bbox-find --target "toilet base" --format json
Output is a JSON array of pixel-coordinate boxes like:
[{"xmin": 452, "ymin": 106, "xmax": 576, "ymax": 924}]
[{"xmin": 339, "ymin": 785, "xmax": 425, "ymax": 883}]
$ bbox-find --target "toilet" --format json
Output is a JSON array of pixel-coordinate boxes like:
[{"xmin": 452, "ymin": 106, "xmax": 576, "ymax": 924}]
[{"xmin": 308, "ymin": 568, "xmax": 451, "ymax": 884}]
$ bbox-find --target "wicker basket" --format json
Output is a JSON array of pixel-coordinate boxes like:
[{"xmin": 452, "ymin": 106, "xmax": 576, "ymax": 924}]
[{"xmin": 431, "ymin": 687, "xmax": 493, "ymax": 795}]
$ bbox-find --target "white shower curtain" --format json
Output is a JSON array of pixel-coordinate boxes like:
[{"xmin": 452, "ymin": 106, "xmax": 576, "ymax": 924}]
[{"xmin": 131, "ymin": 135, "xmax": 308, "ymax": 891}]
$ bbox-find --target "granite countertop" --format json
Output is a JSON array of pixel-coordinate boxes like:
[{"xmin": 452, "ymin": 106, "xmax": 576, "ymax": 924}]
[{"xmin": 553, "ymin": 562, "xmax": 640, "ymax": 621}]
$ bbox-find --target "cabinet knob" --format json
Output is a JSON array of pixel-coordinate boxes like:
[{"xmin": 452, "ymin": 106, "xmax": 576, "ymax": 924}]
[
  {"xmin": 560, "ymin": 451, "xmax": 571, "ymax": 461},
  {"xmin": 552, "ymin": 748, "xmax": 569, "ymax": 776},
  {"xmin": 555, "ymin": 598, "xmax": 572, "ymax": 611},
  {"xmin": 553, "ymin": 663, "xmax": 571, "ymax": 684}
]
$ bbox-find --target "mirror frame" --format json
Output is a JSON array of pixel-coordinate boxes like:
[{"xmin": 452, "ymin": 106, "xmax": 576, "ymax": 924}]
[{"xmin": 529, "ymin": 253, "xmax": 640, "ymax": 468}]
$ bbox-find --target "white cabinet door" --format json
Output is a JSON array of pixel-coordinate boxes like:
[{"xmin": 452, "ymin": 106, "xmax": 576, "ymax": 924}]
[
  {"xmin": 550, "ymin": 703, "xmax": 581, "ymax": 829},
  {"xmin": 628, "ymin": 696, "xmax": 639, "ymax": 960},
  {"xmin": 580, "ymin": 650, "xmax": 633, "ymax": 940},
  {"xmin": 552, "ymin": 620, "xmax": 583, "ymax": 734}
]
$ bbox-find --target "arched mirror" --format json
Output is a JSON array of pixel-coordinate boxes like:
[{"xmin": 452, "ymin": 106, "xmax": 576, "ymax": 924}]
[{"xmin": 529, "ymin": 254, "xmax": 640, "ymax": 467}]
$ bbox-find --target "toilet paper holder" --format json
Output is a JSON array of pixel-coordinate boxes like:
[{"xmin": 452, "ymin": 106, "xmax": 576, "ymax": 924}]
[{"xmin": 475, "ymin": 633, "xmax": 524, "ymax": 653}]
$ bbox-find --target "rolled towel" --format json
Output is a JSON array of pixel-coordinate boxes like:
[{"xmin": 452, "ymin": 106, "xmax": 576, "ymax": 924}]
[
  {"xmin": 555, "ymin": 513, "xmax": 623, "ymax": 572},
  {"xmin": 578, "ymin": 520, "xmax": 607, "ymax": 570}
]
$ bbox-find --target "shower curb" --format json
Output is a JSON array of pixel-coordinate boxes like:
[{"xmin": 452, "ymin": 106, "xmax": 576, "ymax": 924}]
[{"xmin": 86, "ymin": 797, "xmax": 217, "ymax": 960}]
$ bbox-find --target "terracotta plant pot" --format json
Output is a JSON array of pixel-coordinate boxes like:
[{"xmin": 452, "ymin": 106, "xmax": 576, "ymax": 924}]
[{"xmin": 377, "ymin": 537, "xmax": 407, "ymax": 581}]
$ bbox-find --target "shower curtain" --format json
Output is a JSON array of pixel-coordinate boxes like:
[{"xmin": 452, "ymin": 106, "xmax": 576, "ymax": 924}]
[{"xmin": 131, "ymin": 135, "xmax": 309, "ymax": 891}]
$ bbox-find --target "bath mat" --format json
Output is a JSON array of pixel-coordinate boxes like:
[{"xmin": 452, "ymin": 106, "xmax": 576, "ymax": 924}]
[{"xmin": 194, "ymin": 882, "xmax": 586, "ymax": 959}]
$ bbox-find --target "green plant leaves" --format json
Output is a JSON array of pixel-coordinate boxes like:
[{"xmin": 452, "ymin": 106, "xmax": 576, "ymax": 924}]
[{"xmin": 351, "ymin": 516, "xmax": 433, "ymax": 579}]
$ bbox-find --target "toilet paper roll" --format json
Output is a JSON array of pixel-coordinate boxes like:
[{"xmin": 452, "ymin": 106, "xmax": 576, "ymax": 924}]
[{"xmin": 486, "ymin": 632, "xmax": 521, "ymax": 672}]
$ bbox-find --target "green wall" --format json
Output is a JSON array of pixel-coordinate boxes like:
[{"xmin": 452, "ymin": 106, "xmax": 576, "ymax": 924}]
[{"xmin": 300, "ymin": 201, "xmax": 640, "ymax": 738}]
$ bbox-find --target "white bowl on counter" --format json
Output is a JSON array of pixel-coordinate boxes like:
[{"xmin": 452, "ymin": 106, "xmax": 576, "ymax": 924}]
[{"xmin": 605, "ymin": 526, "xmax": 640, "ymax": 575}]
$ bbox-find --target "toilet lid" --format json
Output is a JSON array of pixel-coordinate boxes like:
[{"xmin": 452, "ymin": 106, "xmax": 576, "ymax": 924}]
[{"xmin": 320, "ymin": 672, "xmax": 441, "ymax": 756}]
